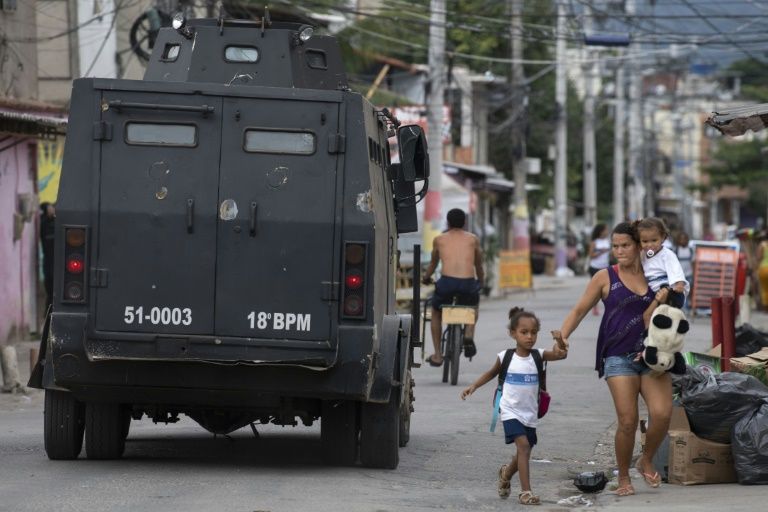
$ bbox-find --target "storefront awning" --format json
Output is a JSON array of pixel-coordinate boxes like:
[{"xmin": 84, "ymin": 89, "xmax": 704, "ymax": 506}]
[{"xmin": 0, "ymin": 98, "xmax": 67, "ymax": 137}]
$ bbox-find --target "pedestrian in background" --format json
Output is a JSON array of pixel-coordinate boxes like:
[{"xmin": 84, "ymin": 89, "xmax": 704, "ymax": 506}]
[
  {"xmin": 674, "ymin": 231, "xmax": 694, "ymax": 310},
  {"xmin": 587, "ymin": 223, "xmax": 611, "ymax": 315},
  {"xmin": 460, "ymin": 307, "xmax": 567, "ymax": 505},
  {"xmin": 554, "ymin": 222, "xmax": 671, "ymax": 497},
  {"xmin": 40, "ymin": 202, "xmax": 56, "ymax": 311},
  {"xmin": 757, "ymin": 232, "xmax": 768, "ymax": 310}
]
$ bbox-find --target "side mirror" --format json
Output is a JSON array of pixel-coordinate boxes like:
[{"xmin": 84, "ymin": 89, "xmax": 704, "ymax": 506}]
[{"xmin": 397, "ymin": 125, "xmax": 429, "ymax": 182}]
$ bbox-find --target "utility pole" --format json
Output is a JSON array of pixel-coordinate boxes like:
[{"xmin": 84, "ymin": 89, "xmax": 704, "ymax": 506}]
[
  {"xmin": 626, "ymin": 0, "xmax": 645, "ymax": 220},
  {"xmin": 613, "ymin": 60, "xmax": 626, "ymax": 226},
  {"xmin": 424, "ymin": 0, "xmax": 445, "ymax": 253},
  {"xmin": 510, "ymin": 0, "xmax": 529, "ymax": 251},
  {"xmin": 582, "ymin": 3, "xmax": 597, "ymax": 229},
  {"xmin": 554, "ymin": 0, "xmax": 571, "ymax": 276}
]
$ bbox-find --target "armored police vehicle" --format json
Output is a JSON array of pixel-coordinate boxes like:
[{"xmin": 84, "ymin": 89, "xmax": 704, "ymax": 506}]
[{"xmin": 29, "ymin": 15, "xmax": 429, "ymax": 469}]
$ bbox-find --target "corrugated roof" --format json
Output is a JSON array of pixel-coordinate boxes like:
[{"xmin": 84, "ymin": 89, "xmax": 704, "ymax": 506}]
[
  {"xmin": 0, "ymin": 97, "xmax": 68, "ymax": 136},
  {"xmin": 705, "ymin": 103, "xmax": 768, "ymax": 136}
]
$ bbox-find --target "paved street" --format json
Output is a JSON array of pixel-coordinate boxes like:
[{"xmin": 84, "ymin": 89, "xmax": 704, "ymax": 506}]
[{"xmin": 1, "ymin": 275, "xmax": 765, "ymax": 511}]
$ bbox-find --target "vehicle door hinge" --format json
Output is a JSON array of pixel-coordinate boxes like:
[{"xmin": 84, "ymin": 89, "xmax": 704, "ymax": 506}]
[
  {"xmin": 90, "ymin": 268, "xmax": 108, "ymax": 288},
  {"xmin": 93, "ymin": 121, "xmax": 113, "ymax": 141},
  {"xmin": 327, "ymin": 133, "xmax": 345, "ymax": 154},
  {"xmin": 371, "ymin": 351, "xmax": 379, "ymax": 370},
  {"xmin": 321, "ymin": 281, "xmax": 339, "ymax": 301}
]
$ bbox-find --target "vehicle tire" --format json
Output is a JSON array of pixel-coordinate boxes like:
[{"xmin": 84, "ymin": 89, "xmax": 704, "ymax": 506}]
[
  {"xmin": 360, "ymin": 387, "xmax": 400, "ymax": 469},
  {"xmin": 321, "ymin": 400, "xmax": 358, "ymax": 466},
  {"xmin": 85, "ymin": 403, "xmax": 126, "ymax": 459},
  {"xmin": 44, "ymin": 389, "xmax": 85, "ymax": 460},
  {"xmin": 398, "ymin": 367, "xmax": 413, "ymax": 447},
  {"xmin": 122, "ymin": 408, "xmax": 131, "ymax": 441},
  {"xmin": 450, "ymin": 325, "xmax": 462, "ymax": 386},
  {"xmin": 441, "ymin": 328, "xmax": 450, "ymax": 383}
]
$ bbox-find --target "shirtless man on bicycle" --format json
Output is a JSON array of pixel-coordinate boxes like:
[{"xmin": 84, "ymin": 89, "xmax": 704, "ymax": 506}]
[{"xmin": 422, "ymin": 208, "xmax": 484, "ymax": 366}]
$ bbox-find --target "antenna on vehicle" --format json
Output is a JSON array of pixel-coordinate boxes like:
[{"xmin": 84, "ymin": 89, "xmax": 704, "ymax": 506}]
[{"xmin": 261, "ymin": 6, "xmax": 270, "ymax": 38}]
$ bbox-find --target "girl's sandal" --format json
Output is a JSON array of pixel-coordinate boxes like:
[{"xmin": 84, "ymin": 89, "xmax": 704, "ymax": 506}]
[
  {"xmin": 518, "ymin": 491, "xmax": 541, "ymax": 505},
  {"xmin": 497, "ymin": 465, "xmax": 511, "ymax": 499}
]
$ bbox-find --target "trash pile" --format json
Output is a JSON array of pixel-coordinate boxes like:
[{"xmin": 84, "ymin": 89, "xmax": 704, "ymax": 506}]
[
  {"xmin": 731, "ymin": 324, "xmax": 768, "ymax": 385},
  {"xmin": 676, "ymin": 363, "xmax": 768, "ymax": 484}
]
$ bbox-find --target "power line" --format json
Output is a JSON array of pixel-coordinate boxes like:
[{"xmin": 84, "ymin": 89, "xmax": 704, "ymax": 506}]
[{"xmin": 679, "ymin": 0, "xmax": 766, "ymax": 62}]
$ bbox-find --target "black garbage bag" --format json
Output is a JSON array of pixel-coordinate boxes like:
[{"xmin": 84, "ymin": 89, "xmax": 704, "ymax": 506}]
[
  {"xmin": 678, "ymin": 366, "xmax": 768, "ymax": 443},
  {"xmin": 735, "ymin": 323, "xmax": 768, "ymax": 357},
  {"xmin": 732, "ymin": 401, "xmax": 768, "ymax": 485}
]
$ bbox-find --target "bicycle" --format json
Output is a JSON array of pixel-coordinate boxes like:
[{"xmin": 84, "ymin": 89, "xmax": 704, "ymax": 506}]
[{"xmin": 422, "ymin": 296, "xmax": 477, "ymax": 386}]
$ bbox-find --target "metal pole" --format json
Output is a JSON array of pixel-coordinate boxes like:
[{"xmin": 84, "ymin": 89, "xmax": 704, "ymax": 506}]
[
  {"xmin": 554, "ymin": 0, "xmax": 570, "ymax": 276},
  {"xmin": 424, "ymin": 0, "xmax": 445, "ymax": 254},
  {"xmin": 613, "ymin": 60, "xmax": 626, "ymax": 226},
  {"xmin": 583, "ymin": 3, "xmax": 597, "ymax": 229},
  {"xmin": 510, "ymin": 0, "xmax": 529, "ymax": 251},
  {"xmin": 626, "ymin": 0, "xmax": 645, "ymax": 219}
]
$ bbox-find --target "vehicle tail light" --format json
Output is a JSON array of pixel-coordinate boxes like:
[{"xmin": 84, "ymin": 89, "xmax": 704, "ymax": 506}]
[
  {"xmin": 66, "ymin": 254, "xmax": 84, "ymax": 274},
  {"xmin": 62, "ymin": 226, "xmax": 88, "ymax": 303},
  {"xmin": 342, "ymin": 242, "xmax": 367, "ymax": 319}
]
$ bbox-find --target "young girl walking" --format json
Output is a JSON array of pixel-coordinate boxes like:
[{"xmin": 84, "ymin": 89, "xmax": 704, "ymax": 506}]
[{"xmin": 461, "ymin": 307, "xmax": 568, "ymax": 505}]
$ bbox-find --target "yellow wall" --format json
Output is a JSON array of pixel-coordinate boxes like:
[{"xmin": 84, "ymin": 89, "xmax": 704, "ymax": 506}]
[{"xmin": 37, "ymin": 139, "xmax": 63, "ymax": 204}]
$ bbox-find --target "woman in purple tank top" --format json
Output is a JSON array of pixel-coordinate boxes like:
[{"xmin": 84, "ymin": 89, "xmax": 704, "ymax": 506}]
[{"xmin": 553, "ymin": 222, "xmax": 672, "ymax": 497}]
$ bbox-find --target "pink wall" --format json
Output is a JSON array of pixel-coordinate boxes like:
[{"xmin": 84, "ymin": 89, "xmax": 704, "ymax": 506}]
[{"xmin": 0, "ymin": 139, "xmax": 38, "ymax": 344}]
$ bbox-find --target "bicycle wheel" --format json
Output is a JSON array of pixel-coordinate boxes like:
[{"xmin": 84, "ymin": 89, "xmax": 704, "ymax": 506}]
[
  {"xmin": 450, "ymin": 325, "xmax": 462, "ymax": 385},
  {"xmin": 441, "ymin": 327, "xmax": 450, "ymax": 383}
]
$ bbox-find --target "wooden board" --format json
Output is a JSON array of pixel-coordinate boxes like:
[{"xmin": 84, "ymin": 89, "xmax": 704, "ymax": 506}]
[{"xmin": 441, "ymin": 306, "xmax": 477, "ymax": 325}]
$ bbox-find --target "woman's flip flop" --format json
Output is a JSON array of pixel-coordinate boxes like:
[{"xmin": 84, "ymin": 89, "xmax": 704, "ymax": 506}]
[{"xmin": 635, "ymin": 462, "xmax": 661, "ymax": 488}]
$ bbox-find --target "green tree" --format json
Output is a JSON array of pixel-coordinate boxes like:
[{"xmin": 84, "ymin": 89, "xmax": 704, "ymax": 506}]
[
  {"xmin": 704, "ymin": 138, "xmax": 768, "ymax": 218},
  {"xmin": 728, "ymin": 58, "xmax": 768, "ymax": 103}
]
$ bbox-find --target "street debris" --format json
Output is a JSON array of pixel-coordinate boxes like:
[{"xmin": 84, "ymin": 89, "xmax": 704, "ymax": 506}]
[
  {"xmin": 573, "ymin": 471, "xmax": 608, "ymax": 493},
  {"xmin": 557, "ymin": 495, "xmax": 594, "ymax": 507}
]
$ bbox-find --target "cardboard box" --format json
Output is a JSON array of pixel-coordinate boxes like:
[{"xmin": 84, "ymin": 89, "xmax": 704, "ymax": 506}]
[
  {"xmin": 730, "ymin": 347, "xmax": 768, "ymax": 373},
  {"xmin": 667, "ymin": 407, "xmax": 737, "ymax": 485},
  {"xmin": 684, "ymin": 351, "xmax": 721, "ymax": 375}
]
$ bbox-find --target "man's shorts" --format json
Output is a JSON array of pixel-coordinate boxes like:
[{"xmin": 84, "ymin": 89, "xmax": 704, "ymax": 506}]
[
  {"xmin": 603, "ymin": 352, "xmax": 651, "ymax": 379},
  {"xmin": 503, "ymin": 419, "xmax": 537, "ymax": 447},
  {"xmin": 431, "ymin": 276, "xmax": 480, "ymax": 309}
]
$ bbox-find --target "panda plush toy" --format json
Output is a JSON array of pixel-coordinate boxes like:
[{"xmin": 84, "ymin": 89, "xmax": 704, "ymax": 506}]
[{"xmin": 641, "ymin": 304, "xmax": 689, "ymax": 374}]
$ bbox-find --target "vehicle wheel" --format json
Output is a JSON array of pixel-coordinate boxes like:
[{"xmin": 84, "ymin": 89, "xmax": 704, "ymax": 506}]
[
  {"xmin": 129, "ymin": 10, "xmax": 171, "ymax": 61},
  {"xmin": 122, "ymin": 408, "xmax": 131, "ymax": 441},
  {"xmin": 450, "ymin": 325, "xmax": 462, "ymax": 386},
  {"xmin": 321, "ymin": 400, "xmax": 358, "ymax": 466},
  {"xmin": 85, "ymin": 403, "xmax": 126, "ymax": 459},
  {"xmin": 398, "ymin": 368, "xmax": 414, "ymax": 447},
  {"xmin": 441, "ymin": 328, "xmax": 450, "ymax": 383},
  {"xmin": 44, "ymin": 389, "xmax": 85, "ymax": 460},
  {"xmin": 360, "ymin": 387, "xmax": 400, "ymax": 469}
]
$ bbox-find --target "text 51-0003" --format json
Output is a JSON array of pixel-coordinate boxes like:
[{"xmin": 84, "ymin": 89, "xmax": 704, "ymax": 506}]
[{"xmin": 124, "ymin": 306, "xmax": 192, "ymax": 326}]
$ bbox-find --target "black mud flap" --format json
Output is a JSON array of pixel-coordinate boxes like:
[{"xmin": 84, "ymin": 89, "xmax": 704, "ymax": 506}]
[
  {"xmin": 397, "ymin": 314, "xmax": 413, "ymax": 397},
  {"xmin": 368, "ymin": 315, "xmax": 401, "ymax": 402},
  {"xmin": 28, "ymin": 308, "xmax": 51, "ymax": 389}
]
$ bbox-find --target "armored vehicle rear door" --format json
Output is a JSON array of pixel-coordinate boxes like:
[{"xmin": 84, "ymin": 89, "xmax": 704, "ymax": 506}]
[
  {"xmin": 94, "ymin": 91, "xmax": 222, "ymax": 334},
  {"xmin": 215, "ymin": 97, "xmax": 341, "ymax": 340}
]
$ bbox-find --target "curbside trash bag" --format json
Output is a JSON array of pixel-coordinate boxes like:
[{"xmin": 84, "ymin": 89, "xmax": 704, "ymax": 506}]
[
  {"xmin": 731, "ymin": 401, "xmax": 768, "ymax": 485},
  {"xmin": 735, "ymin": 324, "xmax": 768, "ymax": 357},
  {"xmin": 678, "ymin": 366, "xmax": 768, "ymax": 444}
]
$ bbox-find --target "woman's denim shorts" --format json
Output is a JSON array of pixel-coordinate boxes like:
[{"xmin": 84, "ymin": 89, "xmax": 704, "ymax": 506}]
[{"xmin": 603, "ymin": 352, "xmax": 651, "ymax": 379}]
